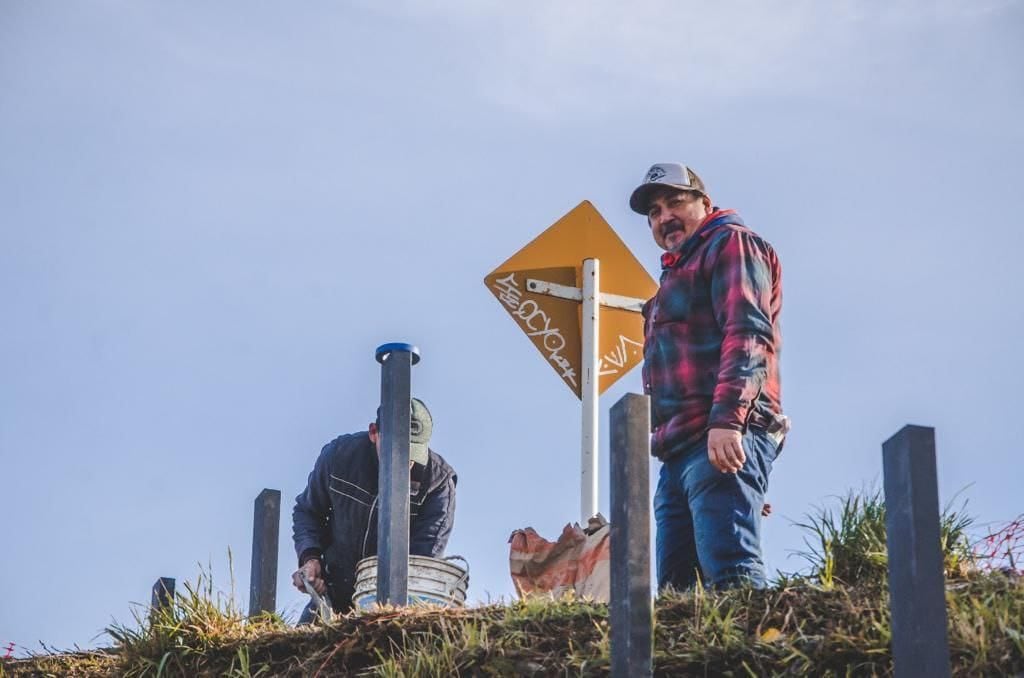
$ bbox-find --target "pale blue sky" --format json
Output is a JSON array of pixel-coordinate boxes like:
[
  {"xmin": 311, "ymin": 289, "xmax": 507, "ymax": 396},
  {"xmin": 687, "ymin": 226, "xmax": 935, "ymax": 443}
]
[{"xmin": 2, "ymin": 0, "xmax": 1022, "ymax": 654}]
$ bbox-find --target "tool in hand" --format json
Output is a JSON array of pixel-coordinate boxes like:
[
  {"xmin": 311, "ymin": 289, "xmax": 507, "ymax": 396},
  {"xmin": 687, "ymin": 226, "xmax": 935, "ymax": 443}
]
[{"xmin": 300, "ymin": 571, "xmax": 335, "ymax": 623}]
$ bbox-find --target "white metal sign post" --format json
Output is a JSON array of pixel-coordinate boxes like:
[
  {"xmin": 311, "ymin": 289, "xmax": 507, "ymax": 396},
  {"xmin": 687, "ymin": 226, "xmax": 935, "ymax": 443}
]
[
  {"xmin": 580, "ymin": 258, "xmax": 600, "ymax": 522},
  {"xmin": 527, "ymin": 259, "xmax": 646, "ymax": 523}
]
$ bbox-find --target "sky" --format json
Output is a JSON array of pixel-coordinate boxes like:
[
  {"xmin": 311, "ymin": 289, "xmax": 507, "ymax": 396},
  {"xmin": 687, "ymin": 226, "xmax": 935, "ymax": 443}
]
[{"xmin": 2, "ymin": 0, "xmax": 1023, "ymax": 655}]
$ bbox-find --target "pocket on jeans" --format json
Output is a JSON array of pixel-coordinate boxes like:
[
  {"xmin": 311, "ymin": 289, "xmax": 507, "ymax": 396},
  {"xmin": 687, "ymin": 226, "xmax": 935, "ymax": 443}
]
[{"xmin": 743, "ymin": 434, "xmax": 773, "ymax": 493}]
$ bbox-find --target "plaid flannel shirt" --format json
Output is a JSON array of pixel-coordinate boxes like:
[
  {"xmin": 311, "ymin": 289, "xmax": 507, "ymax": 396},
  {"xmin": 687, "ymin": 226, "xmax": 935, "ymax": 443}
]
[{"xmin": 641, "ymin": 208, "xmax": 784, "ymax": 460}]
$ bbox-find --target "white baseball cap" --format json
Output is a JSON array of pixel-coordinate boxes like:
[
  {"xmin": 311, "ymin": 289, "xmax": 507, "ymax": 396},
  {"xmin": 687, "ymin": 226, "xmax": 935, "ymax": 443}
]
[{"xmin": 629, "ymin": 163, "xmax": 708, "ymax": 214}]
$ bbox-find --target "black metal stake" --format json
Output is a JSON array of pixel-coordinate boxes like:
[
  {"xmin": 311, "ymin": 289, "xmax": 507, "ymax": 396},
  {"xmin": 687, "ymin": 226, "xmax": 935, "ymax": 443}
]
[
  {"xmin": 882, "ymin": 425, "xmax": 951, "ymax": 678},
  {"xmin": 610, "ymin": 393, "xmax": 653, "ymax": 678},
  {"xmin": 151, "ymin": 577, "xmax": 175, "ymax": 614},
  {"xmin": 249, "ymin": 488, "xmax": 281, "ymax": 617},
  {"xmin": 375, "ymin": 342, "xmax": 420, "ymax": 606}
]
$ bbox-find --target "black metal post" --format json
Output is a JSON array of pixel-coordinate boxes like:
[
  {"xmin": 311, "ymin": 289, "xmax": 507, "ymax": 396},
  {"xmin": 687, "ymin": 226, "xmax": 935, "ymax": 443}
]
[
  {"xmin": 882, "ymin": 425, "xmax": 951, "ymax": 678},
  {"xmin": 248, "ymin": 488, "xmax": 281, "ymax": 617},
  {"xmin": 610, "ymin": 393, "xmax": 653, "ymax": 678},
  {"xmin": 150, "ymin": 577, "xmax": 175, "ymax": 614},
  {"xmin": 375, "ymin": 342, "xmax": 420, "ymax": 606}
]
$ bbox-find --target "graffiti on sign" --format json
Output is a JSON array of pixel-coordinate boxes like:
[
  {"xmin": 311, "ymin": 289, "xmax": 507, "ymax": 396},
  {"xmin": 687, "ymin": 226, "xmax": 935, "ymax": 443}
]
[
  {"xmin": 491, "ymin": 273, "xmax": 578, "ymax": 388},
  {"xmin": 598, "ymin": 335, "xmax": 644, "ymax": 378}
]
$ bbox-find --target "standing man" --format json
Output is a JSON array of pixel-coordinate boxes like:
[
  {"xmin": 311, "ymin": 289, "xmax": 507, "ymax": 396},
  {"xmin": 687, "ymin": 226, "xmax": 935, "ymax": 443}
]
[
  {"xmin": 630, "ymin": 163, "xmax": 788, "ymax": 590},
  {"xmin": 291, "ymin": 398, "xmax": 457, "ymax": 620}
]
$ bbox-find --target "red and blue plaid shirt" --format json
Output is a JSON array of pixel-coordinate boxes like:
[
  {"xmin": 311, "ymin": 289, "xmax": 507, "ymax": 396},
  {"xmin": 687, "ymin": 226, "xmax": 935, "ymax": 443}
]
[{"xmin": 642, "ymin": 208, "xmax": 784, "ymax": 460}]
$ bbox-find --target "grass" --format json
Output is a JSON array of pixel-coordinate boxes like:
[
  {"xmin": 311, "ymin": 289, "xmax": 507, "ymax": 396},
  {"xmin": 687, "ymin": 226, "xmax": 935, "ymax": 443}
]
[
  {"xmin": 793, "ymin": 487, "xmax": 976, "ymax": 587},
  {"xmin": 3, "ymin": 491, "xmax": 1022, "ymax": 677},
  {"xmin": 5, "ymin": 578, "xmax": 1022, "ymax": 676},
  {"xmin": 103, "ymin": 569, "xmax": 290, "ymax": 677}
]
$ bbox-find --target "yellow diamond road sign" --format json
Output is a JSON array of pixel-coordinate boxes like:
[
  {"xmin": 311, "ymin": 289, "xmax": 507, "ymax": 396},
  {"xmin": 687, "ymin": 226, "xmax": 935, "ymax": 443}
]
[{"xmin": 484, "ymin": 201, "xmax": 657, "ymax": 398}]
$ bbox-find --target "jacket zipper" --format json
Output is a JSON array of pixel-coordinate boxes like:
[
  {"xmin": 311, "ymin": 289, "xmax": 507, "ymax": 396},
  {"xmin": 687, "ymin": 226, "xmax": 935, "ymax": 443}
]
[{"xmin": 362, "ymin": 495, "xmax": 378, "ymax": 558}]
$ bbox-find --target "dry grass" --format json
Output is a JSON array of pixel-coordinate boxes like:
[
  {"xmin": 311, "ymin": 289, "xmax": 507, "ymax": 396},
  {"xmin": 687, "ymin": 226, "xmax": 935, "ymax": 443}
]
[
  {"xmin": 3, "ymin": 576, "xmax": 1023, "ymax": 677},
  {"xmin": 4, "ymin": 492, "xmax": 1023, "ymax": 677}
]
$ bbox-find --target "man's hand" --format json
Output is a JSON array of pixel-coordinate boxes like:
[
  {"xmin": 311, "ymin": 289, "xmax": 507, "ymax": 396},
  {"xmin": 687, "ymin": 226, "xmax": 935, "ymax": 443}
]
[
  {"xmin": 292, "ymin": 558, "xmax": 326, "ymax": 595},
  {"xmin": 707, "ymin": 428, "xmax": 745, "ymax": 473}
]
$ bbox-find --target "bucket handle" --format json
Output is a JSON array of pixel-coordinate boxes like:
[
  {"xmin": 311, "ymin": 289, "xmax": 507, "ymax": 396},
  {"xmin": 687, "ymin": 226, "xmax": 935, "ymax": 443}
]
[{"xmin": 444, "ymin": 555, "xmax": 470, "ymax": 596}]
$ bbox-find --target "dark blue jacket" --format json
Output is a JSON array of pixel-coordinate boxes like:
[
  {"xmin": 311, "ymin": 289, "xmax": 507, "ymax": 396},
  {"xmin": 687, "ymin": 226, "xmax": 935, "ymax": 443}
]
[{"xmin": 292, "ymin": 432, "xmax": 457, "ymax": 610}]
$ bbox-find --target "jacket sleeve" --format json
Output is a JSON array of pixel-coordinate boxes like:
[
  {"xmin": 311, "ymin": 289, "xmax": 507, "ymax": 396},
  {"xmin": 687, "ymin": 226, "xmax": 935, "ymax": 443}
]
[
  {"xmin": 706, "ymin": 230, "xmax": 776, "ymax": 430},
  {"xmin": 409, "ymin": 472, "xmax": 457, "ymax": 557},
  {"xmin": 292, "ymin": 442, "xmax": 334, "ymax": 565}
]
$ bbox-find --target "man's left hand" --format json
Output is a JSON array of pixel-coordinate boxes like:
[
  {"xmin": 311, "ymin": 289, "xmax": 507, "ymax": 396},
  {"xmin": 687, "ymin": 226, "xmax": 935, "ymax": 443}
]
[{"xmin": 708, "ymin": 428, "xmax": 745, "ymax": 473}]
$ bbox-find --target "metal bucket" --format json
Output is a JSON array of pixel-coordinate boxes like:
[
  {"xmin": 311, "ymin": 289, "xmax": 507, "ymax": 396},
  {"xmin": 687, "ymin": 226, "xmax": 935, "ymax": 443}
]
[{"xmin": 352, "ymin": 555, "xmax": 469, "ymax": 610}]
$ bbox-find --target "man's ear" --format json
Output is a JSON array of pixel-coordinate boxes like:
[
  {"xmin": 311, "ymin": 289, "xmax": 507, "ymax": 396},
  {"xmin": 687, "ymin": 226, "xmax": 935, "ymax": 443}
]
[{"xmin": 703, "ymin": 195, "xmax": 713, "ymax": 211}]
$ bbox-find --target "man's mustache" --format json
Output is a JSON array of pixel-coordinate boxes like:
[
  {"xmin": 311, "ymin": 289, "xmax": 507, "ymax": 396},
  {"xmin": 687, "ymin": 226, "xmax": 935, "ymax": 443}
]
[{"xmin": 661, "ymin": 219, "xmax": 684, "ymax": 236}]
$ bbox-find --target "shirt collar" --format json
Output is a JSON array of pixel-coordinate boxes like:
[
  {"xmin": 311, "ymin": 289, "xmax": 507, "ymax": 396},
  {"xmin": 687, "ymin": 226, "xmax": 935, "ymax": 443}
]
[
  {"xmin": 660, "ymin": 251, "xmax": 682, "ymax": 268},
  {"xmin": 659, "ymin": 208, "xmax": 736, "ymax": 269}
]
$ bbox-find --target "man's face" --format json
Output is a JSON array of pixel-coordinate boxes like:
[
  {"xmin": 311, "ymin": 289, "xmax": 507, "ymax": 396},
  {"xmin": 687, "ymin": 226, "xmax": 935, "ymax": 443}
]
[
  {"xmin": 646, "ymin": 188, "xmax": 711, "ymax": 252},
  {"xmin": 368, "ymin": 423, "xmax": 415, "ymax": 469}
]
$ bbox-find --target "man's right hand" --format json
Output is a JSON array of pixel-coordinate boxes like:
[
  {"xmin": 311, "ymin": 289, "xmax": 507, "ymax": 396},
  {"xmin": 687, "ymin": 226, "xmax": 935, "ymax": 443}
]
[
  {"xmin": 707, "ymin": 427, "xmax": 745, "ymax": 474},
  {"xmin": 292, "ymin": 558, "xmax": 326, "ymax": 595}
]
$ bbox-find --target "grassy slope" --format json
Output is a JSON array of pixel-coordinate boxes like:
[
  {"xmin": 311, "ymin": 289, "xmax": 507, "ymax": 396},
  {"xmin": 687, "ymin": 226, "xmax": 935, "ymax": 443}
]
[
  {"xmin": 3, "ymin": 575, "xmax": 1023, "ymax": 677},
  {"xmin": 5, "ymin": 491, "xmax": 1022, "ymax": 676}
]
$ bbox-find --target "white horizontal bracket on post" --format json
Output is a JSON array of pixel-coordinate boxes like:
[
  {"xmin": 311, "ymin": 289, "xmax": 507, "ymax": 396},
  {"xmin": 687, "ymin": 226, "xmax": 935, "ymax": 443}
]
[{"xmin": 526, "ymin": 278, "xmax": 646, "ymax": 313}]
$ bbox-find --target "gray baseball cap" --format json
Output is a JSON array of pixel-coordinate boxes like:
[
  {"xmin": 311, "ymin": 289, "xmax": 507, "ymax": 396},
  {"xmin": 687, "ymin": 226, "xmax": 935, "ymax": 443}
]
[
  {"xmin": 376, "ymin": 397, "xmax": 433, "ymax": 465},
  {"xmin": 629, "ymin": 162, "xmax": 708, "ymax": 214}
]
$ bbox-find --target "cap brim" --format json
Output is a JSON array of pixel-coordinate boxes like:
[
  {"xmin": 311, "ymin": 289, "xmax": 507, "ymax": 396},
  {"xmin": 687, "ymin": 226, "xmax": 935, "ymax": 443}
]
[{"xmin": 410, "ymin": 443, "xmax": 429, "ymax": 466}]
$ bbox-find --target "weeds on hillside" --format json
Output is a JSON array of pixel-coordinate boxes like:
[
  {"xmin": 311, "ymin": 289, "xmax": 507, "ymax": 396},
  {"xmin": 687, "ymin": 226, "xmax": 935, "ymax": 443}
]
[
  {"xmin": 6, "ymin": 572, "xmax": 1023, "ymax": 676},
  {"xmin": 13, "ymin": 579, "xmax": 1019, "ymax": 676},
  {"xmin": 104, "ymin": 572, "xmax": 288, "ymax": 676},
  {"xmin": 101, "ymin": 552, "xmax": 287, "ymax": 677},
  {"xmin": 793, "ymin": 487, "xmax": 975, "ymax": 587},
  {"xmin": 4, "ymin": 490, "xmax": 1024, "ymax": 676}
]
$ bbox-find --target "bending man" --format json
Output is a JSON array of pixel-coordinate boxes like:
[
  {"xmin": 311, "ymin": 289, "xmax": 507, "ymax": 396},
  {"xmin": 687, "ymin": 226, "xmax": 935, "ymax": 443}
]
[{"xmin": 291, "ymin": 397, "xmax": 457, "ymax": 619}]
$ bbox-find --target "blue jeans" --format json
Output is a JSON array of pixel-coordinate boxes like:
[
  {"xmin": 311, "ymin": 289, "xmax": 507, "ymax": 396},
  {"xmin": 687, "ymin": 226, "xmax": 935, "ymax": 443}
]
[{"xmin": 654, "ymin": 428, "xmax": 778, "ymax": 591}]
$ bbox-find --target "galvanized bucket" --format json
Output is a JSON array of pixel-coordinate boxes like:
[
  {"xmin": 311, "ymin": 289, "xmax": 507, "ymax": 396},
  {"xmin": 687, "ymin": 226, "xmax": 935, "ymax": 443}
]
[{"xmin": 352, "ymin": 555, "xmax": 469, "ymax": 610}]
